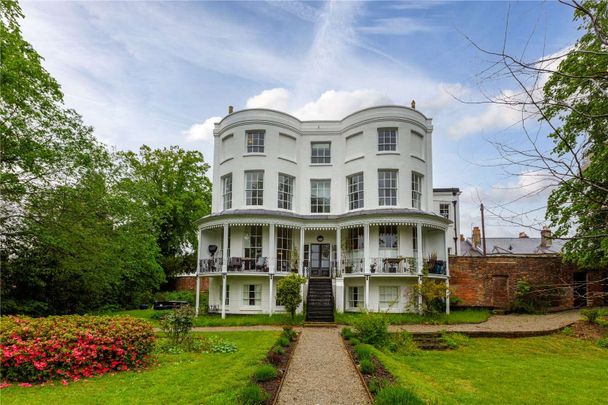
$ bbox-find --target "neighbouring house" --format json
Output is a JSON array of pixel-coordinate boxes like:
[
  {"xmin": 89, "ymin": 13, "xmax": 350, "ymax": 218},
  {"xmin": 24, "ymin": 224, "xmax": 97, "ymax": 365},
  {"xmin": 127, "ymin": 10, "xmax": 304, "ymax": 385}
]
[
  {"xmin": 194, "ymin": 105, "xmax": 459, "ymax": 320},
  {"xmin": 459, "ymin": 226, "xmax": 566, "ymax": 256}
]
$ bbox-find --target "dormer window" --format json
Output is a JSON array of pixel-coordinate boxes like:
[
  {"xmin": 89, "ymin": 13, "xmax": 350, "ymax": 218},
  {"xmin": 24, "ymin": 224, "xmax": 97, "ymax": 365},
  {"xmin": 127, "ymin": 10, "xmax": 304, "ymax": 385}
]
[
  {"xmin": 311, "ymin": 142, "xmax": 331, "ymax": 164},
  {"xmin": 246, "ymin": 130, "xmax": 265, "ymax": 153},
  {"xmin": 378, "ymin": 128, "xmax": 397, "ymax": 151}
]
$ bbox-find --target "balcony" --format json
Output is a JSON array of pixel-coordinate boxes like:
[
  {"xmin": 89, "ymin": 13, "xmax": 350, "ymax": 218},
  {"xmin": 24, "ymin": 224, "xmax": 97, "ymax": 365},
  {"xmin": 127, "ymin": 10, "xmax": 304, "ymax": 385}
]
[{"xmin": 370, "ymin": 257, "xmax": 418, "ymax": 274}]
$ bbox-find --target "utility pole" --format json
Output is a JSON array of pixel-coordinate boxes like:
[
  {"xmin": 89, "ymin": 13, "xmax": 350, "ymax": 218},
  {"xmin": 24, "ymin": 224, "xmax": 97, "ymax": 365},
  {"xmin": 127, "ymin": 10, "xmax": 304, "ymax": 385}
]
[{"xmin": 480, "ymin": 203, "xmax": 487, "ymax": 256}]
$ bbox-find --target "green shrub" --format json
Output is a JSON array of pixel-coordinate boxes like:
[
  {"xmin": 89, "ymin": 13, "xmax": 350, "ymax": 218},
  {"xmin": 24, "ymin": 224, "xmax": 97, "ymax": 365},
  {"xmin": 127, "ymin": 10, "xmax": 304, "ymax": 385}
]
[
  {"xmin": 154, "ymin": 290, "xmax": 196, "ymax": 305},
  {"xmin": 440, "ymin": 332, "xmax": 470, "ymax": 349},
  {"xmin": 388, "ymin": 332, "xmax": 419, "ymax": 355},
  {"xmin": 368, "ymin": 377, "xmax": 390, "ymax": 395},
  {"xmin": 207, "ymin": 336, "xmax": 238, "ymax": 353},
  {"xmin": 272, "ymin": 345, "xmax": 285, "ymax": 355},
  {"xmin": 581, "ymin": 309, "xmax": 602, "ymax": 324},
  {"xmin": 360, "ymin": 358, "xmax": 376, "ymax": 374},
  {"xmin": 282, "ymin": 326, "xmax": 297, "ymax": 341},
  {"xmin": 355, "ymin": 343, "xmax": 374, "ymax": 361},
  {"xmin": 353, "ymin": 312, "xmax": 389, "ymax": 347},
  {"xmin": 276, "ymin": 274, "xmax": 306, "ymax": 318},
  {"xmin": 341, "ymin": 327, "xmax": 354, "ymax": 340},
  {"xmin": 350, "ymin": 337, "xmax": 361, "ymax": 346},
  {"xmin": 237, "ymin": 384, "xmax": 270, "ymax": 405},
  {"xmin": 277, "ymin": 336, "xmax": 290, "ymax": 347},
  {"xmin": 598, "ymin": 337, "xmax": 608, "ymax": 349},
  {"xmin": 510, "ymin": 279, "xmax": 564, "ymax": 314},
  {"xmin": 374, "ymin": 386, "xmax": 425, "ymax": 405},
  {"xmin": 561, "ymin": 326, "xmax": 574, "ymax": 336},
  {"xmin": 253, "ymin": 365, "xmax": 278, "ymax": 382},
  {"xmin": 159, "ymin": 305, "xmax": 195, "ymax": 346}
]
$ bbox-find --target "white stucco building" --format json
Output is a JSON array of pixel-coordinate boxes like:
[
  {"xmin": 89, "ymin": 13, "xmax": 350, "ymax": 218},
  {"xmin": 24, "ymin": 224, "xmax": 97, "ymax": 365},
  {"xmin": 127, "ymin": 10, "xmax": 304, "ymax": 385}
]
[{"xmin": 194, "ymin": 105, "xmax": 459, "ymax": 320}]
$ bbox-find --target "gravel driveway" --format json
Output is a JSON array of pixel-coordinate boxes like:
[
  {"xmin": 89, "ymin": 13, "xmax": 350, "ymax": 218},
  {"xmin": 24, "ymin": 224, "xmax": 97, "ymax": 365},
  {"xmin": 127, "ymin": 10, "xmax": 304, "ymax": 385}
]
[{"xmin": 276, "ymin": 327, "xmax": 370, "ymax": 405}]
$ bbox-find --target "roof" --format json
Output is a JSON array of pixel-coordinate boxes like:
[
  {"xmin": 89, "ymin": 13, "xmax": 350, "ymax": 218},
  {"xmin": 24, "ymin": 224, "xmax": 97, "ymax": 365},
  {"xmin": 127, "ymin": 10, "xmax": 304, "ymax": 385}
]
[
  {"xmin": 195, "ymin": 208, "xmax": 451, "ymax": 225},
  {"xmin": 433, "ymin": 187, "xmax": 461, "ymax": 194},
  {"xmin": 459, "ymin": 237, "xmax": 566, "ymax": 256}
]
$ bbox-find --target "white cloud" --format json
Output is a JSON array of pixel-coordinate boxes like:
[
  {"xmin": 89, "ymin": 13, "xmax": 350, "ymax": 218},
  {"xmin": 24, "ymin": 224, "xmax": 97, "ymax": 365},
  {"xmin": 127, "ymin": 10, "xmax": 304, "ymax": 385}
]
[
  {"xmin": 246, "ymin": 88, "xmax": 292, "ymax": 111},
  {"xmin": 183, "ymin": 116, "xmax": 222, "ymax": 142},
  {"xmin": 294, "ymin": 89, "xmax": 392, "ymax": 120},
  {"xmin": 447, "ymin": 91, "xmax": 523, "ymax": 139},
  {"xmin": 359, "ymin": 17, "xmax": 436, "ymax": 35}
]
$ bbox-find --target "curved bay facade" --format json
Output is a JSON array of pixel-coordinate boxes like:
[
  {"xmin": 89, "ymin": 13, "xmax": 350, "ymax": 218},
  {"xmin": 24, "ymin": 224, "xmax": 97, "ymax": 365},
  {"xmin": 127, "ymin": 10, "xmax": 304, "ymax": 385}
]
[{"xmin": 196, "ymin": 106, "xmax": 460, "ymax": 319}]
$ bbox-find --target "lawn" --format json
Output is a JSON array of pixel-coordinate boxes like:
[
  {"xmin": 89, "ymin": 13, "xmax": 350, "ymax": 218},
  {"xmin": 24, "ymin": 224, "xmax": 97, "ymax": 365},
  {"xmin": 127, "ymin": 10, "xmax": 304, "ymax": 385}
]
[
  {"xmin": 110, "ymin": 309, "xmax": 304, "ymax": 327},
  {"xmin": 1, "ymin": 331, "xmax": 280, "ymax": 405},
  {"xmin": 376, "ymin": 334, "xmax": 608, "ymax": 404},
  {"xmin": 335, "ymin": 309, "xmax": 490, "ymax": 325}
]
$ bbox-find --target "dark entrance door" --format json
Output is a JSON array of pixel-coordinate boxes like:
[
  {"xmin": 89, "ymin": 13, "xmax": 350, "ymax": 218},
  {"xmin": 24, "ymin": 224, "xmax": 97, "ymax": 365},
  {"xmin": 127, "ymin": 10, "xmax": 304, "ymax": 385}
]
[
  {"xmin": 310, "ymin": 243, "xmax": 331, "ymax": 277},
  {"xmin": 573, "ymin": 272, "xmax": 587, "ymax": 308}
]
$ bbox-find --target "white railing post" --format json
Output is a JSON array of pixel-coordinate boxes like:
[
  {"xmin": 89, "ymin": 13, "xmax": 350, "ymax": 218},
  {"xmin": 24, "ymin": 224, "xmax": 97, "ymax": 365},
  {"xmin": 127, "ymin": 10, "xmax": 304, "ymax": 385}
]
[
  {"xmin": 195, "ymin": 229, "xmax": 202, "ymax": 316},
  {"xmin": 269, "ymin": 274, "xmax": 274, "ymax": 316},
  {"xmin": 221, "ymin": 273, "xmax": 227, "ymax": 319},
  {"xmin": 416, "ymin": 222, "xmax": 423, "ymax": 312},
  {"xmin": 336, "ymin": 226, "xmax": 342, "ymax": 277},
  {"xmin": 269, "ymin": 224, "xmax": 276, "ymax": 274}
]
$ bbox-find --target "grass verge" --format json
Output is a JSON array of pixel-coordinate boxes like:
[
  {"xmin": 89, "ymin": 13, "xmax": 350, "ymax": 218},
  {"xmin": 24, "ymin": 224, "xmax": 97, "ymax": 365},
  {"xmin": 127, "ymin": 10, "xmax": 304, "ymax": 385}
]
[
  {"xmin": 376, "ymin": 334, "xmax": 608, "ymax": 404},
  {"xmin": 335, "ymin": 309, "xmax": 490, "ymax": 326},
  {"xmin": 108, "ymin": 309, "xmax": 304, "ymax": 327}
]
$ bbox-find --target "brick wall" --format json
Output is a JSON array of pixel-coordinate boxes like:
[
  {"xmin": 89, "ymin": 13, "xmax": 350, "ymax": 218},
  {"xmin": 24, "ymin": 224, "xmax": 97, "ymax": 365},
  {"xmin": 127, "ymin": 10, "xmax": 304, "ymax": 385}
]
[
  {"xmin": 449, "ymin": 256, "xmax": 606, "ymax": 310},
  {"xmin": 174, "ymin": 276, "xmax": 209, "ymax": 292}
]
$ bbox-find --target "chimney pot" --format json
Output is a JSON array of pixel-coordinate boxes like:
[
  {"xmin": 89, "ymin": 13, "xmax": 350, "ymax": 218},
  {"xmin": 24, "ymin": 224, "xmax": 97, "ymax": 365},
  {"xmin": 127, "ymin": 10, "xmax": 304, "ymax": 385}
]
[
  {"xmin": 228, "ymin": 105, "xmax": 234, "ymax": 114},
  {"xmin": 411, "ymin": 100, "xmax": 416, "ymax": 109},
  {"xmin": 540, "ymin": 226, "xmax": 552, "ymax": 248},
  {"xmin": 472, "ymin": 227, "xmax": 481, "ymax": 247}
]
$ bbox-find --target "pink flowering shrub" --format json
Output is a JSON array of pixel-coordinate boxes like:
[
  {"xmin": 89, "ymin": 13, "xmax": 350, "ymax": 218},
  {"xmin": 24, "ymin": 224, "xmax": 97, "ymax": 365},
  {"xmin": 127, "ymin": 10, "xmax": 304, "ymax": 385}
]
[{"xmin": 1, "ymin": 316, "xmax": 155, "ymax": 383}]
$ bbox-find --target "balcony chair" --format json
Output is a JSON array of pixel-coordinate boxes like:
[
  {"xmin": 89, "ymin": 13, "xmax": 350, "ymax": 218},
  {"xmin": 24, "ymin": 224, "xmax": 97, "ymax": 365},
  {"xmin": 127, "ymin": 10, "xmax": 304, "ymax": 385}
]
[
  {"xmin": 228, "ymin": 257, "xmax": 242, "ymax": 271},
  {"xmin": 255, "ymin": 256, "xmax": 268, "ymax": 272}
]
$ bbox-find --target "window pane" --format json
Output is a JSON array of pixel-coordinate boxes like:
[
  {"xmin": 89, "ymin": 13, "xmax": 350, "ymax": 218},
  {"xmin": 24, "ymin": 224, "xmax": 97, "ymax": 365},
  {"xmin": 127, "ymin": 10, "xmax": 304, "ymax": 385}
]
[
  {"xmin": 311, "ymin": 180, "xmax": 330, "ymax": 213},
  {"xmin": 276, "ymin": 227, "xmax": 293, "ymax": 272},
  {"xmin": 378, "ymin": 128, "xmax": 397, "ymax": 151},
  {"xmin": 411, "ymin": 172, "xmax": 422, "ymax": 209},
  {"xmin": 222, "ymin": 174, "xmax": 232, "ymax": 210},
  {"xmin": 348, "ymin": 173, "xmax": 364, "ymax": 210},
  {"xmin": 245, "ymin": 171, "xmax": 264, "ymax": 205},
  {"xmin": 246, "ymin": 131, "xmax": 265, "ymax": 153},
  {"xmin": 378, "ymin": 170, "xmax": 397, "ymax": 206},
  {"xmin": 242, "ymin": 284, "xmax": 261, "ymax": 306},
  {"xmin": 311, "ymin": 142, "xmax": 331, "ymax": 164},
  {"xmin": 278, "ymin": 174, "xmax": 294, "ymax": 210},
  {"xmin": 440, "ymin": 203, "xmax": 450, "ymax": 218}
]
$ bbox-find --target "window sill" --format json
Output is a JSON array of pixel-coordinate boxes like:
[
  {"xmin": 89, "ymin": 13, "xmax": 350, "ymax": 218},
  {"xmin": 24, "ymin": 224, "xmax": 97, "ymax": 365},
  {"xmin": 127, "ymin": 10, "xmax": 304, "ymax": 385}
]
[
  {"xmin": 243, "ymin": 153, "xmax": 266, "ymax": 157},
  {"xmin": 411, "ymin": 155, "xmax": 425, "ymax": 163},
  {"xmin": 309, "ymin": 163, "xmax": 332, "ymax": 167},
  {"xmin": 377, "ymin": 151, "xmax": 400, "ymax": 156}
]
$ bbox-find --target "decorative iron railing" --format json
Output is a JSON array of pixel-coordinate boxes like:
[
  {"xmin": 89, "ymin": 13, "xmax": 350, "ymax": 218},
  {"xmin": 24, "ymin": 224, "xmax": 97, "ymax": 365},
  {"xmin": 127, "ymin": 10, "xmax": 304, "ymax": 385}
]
[{"xmin": 370, "ymin": 257, "xmax": 418, "ymax": 274}]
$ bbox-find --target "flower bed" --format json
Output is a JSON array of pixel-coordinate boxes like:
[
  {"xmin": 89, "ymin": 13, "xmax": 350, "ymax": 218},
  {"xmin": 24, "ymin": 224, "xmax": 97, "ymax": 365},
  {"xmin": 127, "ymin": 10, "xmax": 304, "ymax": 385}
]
[
  {"xmin": 237, "ymin": 327, "xmax": 299, "ymax": 404},
  {"xmin": 1, "ymin": 316, "xmax": 155, "ymax": 383}
]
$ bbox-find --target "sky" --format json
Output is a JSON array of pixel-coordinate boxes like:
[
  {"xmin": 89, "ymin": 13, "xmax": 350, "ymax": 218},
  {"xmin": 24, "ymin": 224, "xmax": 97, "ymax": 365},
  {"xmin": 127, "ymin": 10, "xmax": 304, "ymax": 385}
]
[{"xmin": 19, "ymin": 0, "xmax": 580, "ymax": 237}]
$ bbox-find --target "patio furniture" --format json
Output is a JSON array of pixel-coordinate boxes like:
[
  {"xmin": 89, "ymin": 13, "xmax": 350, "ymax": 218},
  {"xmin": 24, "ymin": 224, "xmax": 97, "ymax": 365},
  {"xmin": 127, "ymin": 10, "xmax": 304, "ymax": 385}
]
[
  {"xmin": 228, "ymin": 257, "xmax": 242, "ymax": 271},
  {"xmin": 383, "ymin": 257, "xmax": 402, "ymax": 273},
  {"xmin": 255, "ymin": 256, "xmax": 268, "ymax": 272}
]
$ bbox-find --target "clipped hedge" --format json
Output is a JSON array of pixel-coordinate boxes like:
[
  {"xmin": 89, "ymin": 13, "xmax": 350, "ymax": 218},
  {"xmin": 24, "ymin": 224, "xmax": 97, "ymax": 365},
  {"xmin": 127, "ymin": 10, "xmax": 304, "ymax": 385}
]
[{"xmin": 1, "ymin": 315, "xmax": 155, "ymax": 383}]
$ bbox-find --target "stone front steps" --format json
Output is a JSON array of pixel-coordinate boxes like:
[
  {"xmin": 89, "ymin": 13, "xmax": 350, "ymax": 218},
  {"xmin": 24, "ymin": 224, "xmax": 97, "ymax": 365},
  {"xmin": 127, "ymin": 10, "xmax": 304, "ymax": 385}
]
[{"xmin": 412, "ymin": 332, "xmax": 449, "ymax": 350}]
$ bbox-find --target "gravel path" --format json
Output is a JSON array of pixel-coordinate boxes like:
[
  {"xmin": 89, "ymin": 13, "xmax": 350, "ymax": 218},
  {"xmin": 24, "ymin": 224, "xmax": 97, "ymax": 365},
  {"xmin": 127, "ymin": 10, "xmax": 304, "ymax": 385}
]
[
  {"xmin": 389, "ymin": 309, "xmax": 582, "ymax": 334},
  {"xmin": 276, "ymin": 327, "xmax": 370, "ymax": 405}
]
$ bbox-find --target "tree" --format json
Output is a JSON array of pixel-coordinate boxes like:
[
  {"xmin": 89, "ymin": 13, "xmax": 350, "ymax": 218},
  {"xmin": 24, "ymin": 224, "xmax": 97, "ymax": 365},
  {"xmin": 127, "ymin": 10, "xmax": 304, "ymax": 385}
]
[
  {"xmin": 463, "ymin": 0, "xmax": 608, "ymax": 269},
  {"xmin": 117, "ymin": 146, "xmax": 212, "ymax": 278},
  {"xmin": 0, "ymin": 1, "xmax": 165, "ymax": 314},
  {"xmin": 276, "ymin": 274, "xmax": 306, "ymax": 318},
  {"xmin": 543, "ymin": 1, "xmax": 608, "ymax": 268}
]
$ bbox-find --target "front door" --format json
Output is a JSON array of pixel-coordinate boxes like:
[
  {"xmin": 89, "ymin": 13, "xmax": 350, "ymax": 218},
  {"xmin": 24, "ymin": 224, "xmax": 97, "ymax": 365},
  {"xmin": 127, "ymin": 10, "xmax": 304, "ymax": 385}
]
[{"xmin": 310, "ymin": 243, "xmax": 331, "ymax": 277}]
